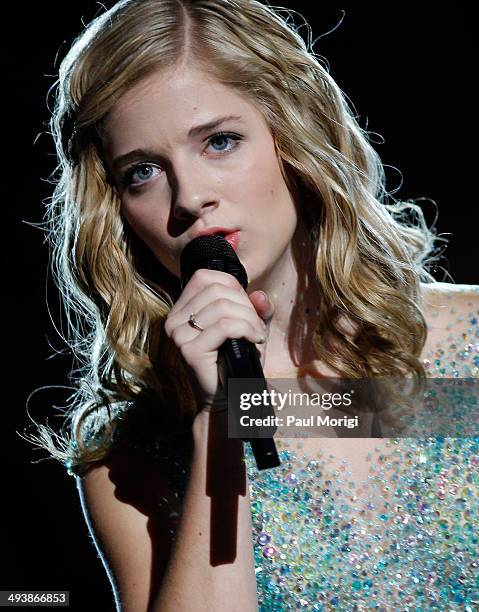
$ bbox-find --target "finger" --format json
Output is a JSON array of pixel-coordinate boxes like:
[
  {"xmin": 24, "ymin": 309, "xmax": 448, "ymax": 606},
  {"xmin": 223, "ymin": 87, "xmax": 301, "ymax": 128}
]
[
  {"xmin": 179, "ymin": 318, "xmax": 267, "ymax": 363},
  {"xmin": 166, "ymin": 269, "xmax": 243, "ymax": 323},
  {"xmin": 171, "ymin": 300, "xmax": 267, "ymax": 346},
  {"xmin": 168, "ymin": 283, "xmax": 255, "ymax": 334},
  {"xmin": 197, "ymin": 299, "xmax": 267, "ymax": 334},
  {"xmin": 248, "ymin": 290, "xmax": 275, "ymax": 322},
  {"xmin": 177, "ymin": 269, "xmax": 244, "ymax": 307}
]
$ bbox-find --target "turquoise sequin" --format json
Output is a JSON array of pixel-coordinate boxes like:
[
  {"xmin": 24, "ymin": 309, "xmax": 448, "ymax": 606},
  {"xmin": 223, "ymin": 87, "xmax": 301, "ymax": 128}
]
[
  {"xmin": 244, "ymin": 291, "xmax": 479, "ymax": 610},
  {"xmin": 245, "ymin": 435, "xmax": 478, "ymax": 610},
  {"xmin": 64, "ymin": 286, "xmax": 479, "ymax": 609}
]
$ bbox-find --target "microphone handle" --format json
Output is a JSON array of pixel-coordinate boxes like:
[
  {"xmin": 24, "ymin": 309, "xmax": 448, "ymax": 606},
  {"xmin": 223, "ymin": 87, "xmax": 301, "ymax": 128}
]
[{"xmin": 218, "ymin": 337, "xmax": 280, "ymax": 470}]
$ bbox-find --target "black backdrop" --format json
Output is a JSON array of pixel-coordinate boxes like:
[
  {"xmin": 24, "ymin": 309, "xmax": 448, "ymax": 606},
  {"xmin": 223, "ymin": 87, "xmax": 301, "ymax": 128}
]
[{"xmin": 3, "ymin": 3, "xmax": 477, "ymax": 610}]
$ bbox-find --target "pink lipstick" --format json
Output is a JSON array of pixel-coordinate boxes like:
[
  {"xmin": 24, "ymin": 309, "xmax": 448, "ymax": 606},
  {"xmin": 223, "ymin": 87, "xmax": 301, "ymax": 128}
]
[
  {"xmin": 223, "ymin": 230, "xmax": 240, "ymax": 251},
  {"xmin": 192, "ymin": 227, "xmax": 240, "ymax": 251}
]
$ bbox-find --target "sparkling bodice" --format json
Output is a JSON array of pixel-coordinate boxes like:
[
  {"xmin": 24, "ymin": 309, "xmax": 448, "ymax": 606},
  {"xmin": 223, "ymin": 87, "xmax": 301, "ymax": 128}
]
[
  {"xmin": 245, "ymin": 288, "xmax": 479, "ymax": 610},
  {"xmin": 246, "ymin": 437, "xmax": 478, "ymax": 611},
  {"xmin": 67, "ymin": 285, "xmax": 479, "ymax": 610}
]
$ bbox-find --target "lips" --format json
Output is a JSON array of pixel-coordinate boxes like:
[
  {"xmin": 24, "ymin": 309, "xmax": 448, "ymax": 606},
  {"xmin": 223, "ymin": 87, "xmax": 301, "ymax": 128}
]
[
  {"xmin": 223, "ymin": 230, "xmax": 240, "ymax": 251},
  {"xmin": 191, "ymin": 227, "xmax": 240, "ymax": 251}
]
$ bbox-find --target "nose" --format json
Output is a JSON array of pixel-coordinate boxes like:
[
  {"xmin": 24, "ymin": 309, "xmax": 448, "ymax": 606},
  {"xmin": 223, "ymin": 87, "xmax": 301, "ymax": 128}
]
[{"xmin": 171, "ymin": 156, "xmax": 219, "ymax": 221}]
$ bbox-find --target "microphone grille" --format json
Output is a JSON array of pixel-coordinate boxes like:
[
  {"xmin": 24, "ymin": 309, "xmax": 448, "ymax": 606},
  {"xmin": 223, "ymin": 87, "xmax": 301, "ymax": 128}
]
[{"xmin": 180, "ymin": 234, "xmax": 248, "ymax": 290}]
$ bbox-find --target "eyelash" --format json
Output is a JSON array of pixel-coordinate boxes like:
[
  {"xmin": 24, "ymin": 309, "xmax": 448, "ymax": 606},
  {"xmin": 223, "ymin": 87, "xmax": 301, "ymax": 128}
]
[{"xmin": 120, "ymin": 131, "xmax": 242, "ymax": 188}]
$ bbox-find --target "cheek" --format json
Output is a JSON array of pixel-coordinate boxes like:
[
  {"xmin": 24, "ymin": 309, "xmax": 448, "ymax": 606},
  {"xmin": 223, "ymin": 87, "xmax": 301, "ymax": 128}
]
[
  {"xmin": 122, "ymin": 200, "xmax": 176, "ymax": 266},
  {"xmin": 238, "ymin": 145, "xmax": 293, "ymax": 212},
  {"xmin": 122, "ymin": 198, "xmax": 164, "ymax": 240},
  {"xmin": 246, "ymin": 162, "xmax": 297, "ymax": 232}
]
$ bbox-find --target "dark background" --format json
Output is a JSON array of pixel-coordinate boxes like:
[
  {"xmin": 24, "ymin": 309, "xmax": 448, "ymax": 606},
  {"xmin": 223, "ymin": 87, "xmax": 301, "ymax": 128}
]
[{"xmin": 4, "ymin": 2, "xmax": 477, "ymax": 610}]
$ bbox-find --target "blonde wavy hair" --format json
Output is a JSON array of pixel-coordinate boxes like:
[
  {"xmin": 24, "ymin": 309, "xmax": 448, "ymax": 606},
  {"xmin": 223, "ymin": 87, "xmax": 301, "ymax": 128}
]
[{"xmin": 25, "ymin": 0, "xmax": 445, "ymax": 474}]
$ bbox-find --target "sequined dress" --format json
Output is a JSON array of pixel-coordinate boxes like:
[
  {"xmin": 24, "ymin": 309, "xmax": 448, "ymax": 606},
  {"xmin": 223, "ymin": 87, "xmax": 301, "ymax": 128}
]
[{"xmin": 66, "ymin": 287, "xmax": 479, "ymax": 611}]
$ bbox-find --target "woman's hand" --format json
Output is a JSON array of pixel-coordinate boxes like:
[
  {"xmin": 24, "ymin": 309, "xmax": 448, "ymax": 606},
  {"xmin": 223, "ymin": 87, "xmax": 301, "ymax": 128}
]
[{"xmin": 163, "ymin": 269, "xmax": 274, "ymax": 411}]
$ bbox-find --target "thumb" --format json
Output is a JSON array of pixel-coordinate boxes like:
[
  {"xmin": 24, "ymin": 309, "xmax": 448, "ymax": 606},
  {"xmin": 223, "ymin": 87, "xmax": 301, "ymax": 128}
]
[{"xmin": 249, "ymin": 290, "xmax": 275, "ymax": 321}]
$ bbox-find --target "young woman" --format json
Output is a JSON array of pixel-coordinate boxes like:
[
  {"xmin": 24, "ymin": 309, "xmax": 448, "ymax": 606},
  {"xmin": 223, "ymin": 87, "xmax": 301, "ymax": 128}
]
[{"xmin": 28, "ymin": 1, "xmax": 478, "ymax": 610}]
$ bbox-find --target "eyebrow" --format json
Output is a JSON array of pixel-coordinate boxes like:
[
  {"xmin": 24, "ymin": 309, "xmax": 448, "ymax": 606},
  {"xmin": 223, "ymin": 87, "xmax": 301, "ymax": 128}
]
[{"xmin": 112, "ymin": 114, "xmax": 244, "ymax": 171}]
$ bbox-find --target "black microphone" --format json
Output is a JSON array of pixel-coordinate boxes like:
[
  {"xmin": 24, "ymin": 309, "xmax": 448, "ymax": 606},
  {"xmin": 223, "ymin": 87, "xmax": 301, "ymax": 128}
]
[{"xmin": 180, "ymin": 234, "xmax": 280, "ymax": 470}]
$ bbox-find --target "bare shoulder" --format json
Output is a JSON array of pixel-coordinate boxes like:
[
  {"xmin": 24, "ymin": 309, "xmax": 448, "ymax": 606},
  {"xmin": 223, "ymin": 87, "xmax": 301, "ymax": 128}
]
[
  {"xmin": 420, "ymin": 280, "xmax": 479, "ymax": 308},
  {"xmin": 419, "ymin": 282, "xmax": 479, "ymax": 376},
  {"xmin": 420, "ymin": 282, "xmax": 478, "ymax": 327},
  {"xmin": 77, "ymin": 450, "xmax": 180, "ymax": 611}
]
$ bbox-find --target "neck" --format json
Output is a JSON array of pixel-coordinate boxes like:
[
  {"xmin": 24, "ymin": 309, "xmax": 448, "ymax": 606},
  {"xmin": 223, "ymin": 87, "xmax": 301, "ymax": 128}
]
[{"xmin": 248, "ymin": 224, "xmax": 321, "ymax": 376}]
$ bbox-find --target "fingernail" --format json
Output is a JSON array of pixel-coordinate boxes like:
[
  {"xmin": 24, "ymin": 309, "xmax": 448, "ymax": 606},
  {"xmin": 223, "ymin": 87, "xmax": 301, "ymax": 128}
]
[{"xmin": 257, "ymin": 290, "xmax": 268, "ymax": 303}]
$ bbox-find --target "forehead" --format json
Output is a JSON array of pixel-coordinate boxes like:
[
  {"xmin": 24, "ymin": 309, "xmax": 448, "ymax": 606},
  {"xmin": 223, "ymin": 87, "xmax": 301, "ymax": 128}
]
[{"xmin": 102, "ymin": 65, "xmax": 266, "ymax": 153}]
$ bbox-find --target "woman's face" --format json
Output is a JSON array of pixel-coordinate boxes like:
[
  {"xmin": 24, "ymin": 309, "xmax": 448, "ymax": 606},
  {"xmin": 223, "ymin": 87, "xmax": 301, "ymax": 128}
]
[{"xmin": 102, "ymin": 65, "xmax": 299, "ymax": 287}]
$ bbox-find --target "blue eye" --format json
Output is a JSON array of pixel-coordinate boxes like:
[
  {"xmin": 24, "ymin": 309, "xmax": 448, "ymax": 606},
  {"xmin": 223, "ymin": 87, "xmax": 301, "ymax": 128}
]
[
  {"xmin": 206, "ymin": 132, "xmax": 242, "ymax": 153},
  {"xmin": 120, "ymin": 132, "xmax": 242, "ymax": 189},
  {"xmin": 136, "ymin": 166, "xmax": 154, "ymax": 180},
  {"xmin": 121, "ymin": 163, "xmax": 160, "ymax": 187}
]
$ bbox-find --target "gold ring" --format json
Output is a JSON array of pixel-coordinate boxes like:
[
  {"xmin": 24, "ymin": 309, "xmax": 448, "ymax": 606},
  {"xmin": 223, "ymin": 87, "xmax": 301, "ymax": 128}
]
[{"xmin": 188, "ymin": 313, "xmax": 204, "ymax": 332}]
